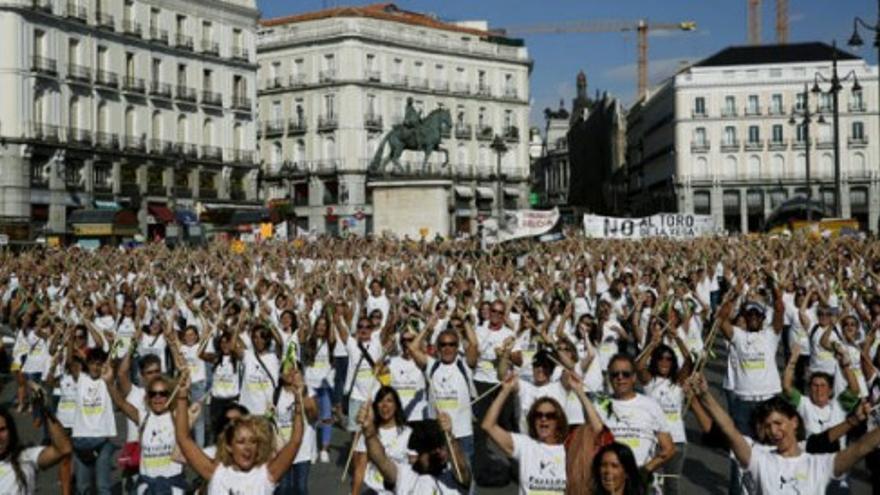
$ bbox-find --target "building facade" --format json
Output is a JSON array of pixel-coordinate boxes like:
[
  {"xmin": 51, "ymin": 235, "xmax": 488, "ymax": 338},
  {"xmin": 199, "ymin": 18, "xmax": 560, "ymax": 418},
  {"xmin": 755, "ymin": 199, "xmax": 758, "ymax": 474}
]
[
  {"xmin": 0, "ymin": 0, "xmax": 259, "ymax": 243},
  {"xmin": 625, "ymin": 42, "xmax": 878, "ymax": 233},
  {"xmin": 256, "ymin": 3, "xmax": 531, "ymax": 236}
]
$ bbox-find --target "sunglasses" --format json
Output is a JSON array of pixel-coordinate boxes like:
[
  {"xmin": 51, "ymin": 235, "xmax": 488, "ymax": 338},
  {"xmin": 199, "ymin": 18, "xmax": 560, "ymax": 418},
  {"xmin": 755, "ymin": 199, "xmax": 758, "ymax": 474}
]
[
  {"xmin": 438, "ymin": 341, "xmax": 458, "ymax": 348},
  {"xmin": 491, "ymin": 309, "xmax": 504, "ymax": 314},
  {"xmin": 533, "ymin": 410, "xmax": 559, "ymax": 421},
  {"xmin": 148, "ymin": 389, "xmax": 170, "ymax": 398},
  {"xmin": 609, "ymin": 370, "xmax": 634, "ymax": 379}
]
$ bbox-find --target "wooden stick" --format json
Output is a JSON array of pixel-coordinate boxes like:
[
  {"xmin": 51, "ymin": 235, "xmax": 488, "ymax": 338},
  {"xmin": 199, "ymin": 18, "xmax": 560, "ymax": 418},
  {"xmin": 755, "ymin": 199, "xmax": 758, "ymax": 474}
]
[
  {"xmin": 426, "ymin": 378, "xmax": 463, "ymax": 482},
  {"xmin": 470, "ymin": 382, "xmax": 503, "ymax": 406},
  {"xmin": 340, "ymin": 346, "xmax": 389, "ymax": 482}
]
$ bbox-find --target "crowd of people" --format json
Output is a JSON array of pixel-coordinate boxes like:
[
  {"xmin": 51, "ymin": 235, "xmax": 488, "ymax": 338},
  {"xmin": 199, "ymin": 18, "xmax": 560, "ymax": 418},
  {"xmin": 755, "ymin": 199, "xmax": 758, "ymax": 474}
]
[{"xmin": 1, "ymin": 234, "xmax": 880, "ymax": 494}]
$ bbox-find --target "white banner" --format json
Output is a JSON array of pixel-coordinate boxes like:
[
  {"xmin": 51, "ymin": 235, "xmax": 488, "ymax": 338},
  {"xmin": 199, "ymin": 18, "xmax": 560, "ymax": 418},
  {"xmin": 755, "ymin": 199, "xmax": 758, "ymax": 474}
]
[
  {"xmin": 274, "ymin": 221, "xmax": 289, "ymax": 241},
  {"xmin": 583, "ymin": 213, "xmax": 718, "ymax": 239},
  {"xmin": 484, "ymin": 208, "xmax": 560, "ymax": 244}
]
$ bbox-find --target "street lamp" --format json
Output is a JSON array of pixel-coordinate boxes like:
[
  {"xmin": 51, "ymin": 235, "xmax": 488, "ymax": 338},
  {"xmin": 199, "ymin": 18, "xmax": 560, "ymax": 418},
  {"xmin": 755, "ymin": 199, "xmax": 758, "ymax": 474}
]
[
  {"xmin": 789, "ymin": 84, "xmax": 822, "ymax": 221},
  {"xmin": 849, "ymin": 8, "xmax": 879, "ymax": 197},
  {"xmin": 490, "ymin": 135, "xmax": 508, "ymax": 227},
  {"xmin": 811, "ymin": 41, "xmax": 861, "ymax": 218}
]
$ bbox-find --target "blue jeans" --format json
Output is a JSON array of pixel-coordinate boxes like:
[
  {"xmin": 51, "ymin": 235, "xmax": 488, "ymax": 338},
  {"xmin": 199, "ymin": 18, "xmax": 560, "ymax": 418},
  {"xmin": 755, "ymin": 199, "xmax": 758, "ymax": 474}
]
[
  {"xmin": 315, "ymin": 386, "xmax": 333, "ymax": 449},
  {"xmin": 73, "ymin": 437, "xmax": 114, "ymax": 495},
  {"xmin": 457, "ymin": 435, "xmax": 474, "ymax": 469},
  {"xmin": 333, "ymin": 357, "xmax": 348, "ymax": 407},
  {"xmin": 275, "ymin": 461, "xmax": 310, "ymax": 495},
  {"xmin": 190, "ymin": 380, "xmax": 207, "ymax": 447}
]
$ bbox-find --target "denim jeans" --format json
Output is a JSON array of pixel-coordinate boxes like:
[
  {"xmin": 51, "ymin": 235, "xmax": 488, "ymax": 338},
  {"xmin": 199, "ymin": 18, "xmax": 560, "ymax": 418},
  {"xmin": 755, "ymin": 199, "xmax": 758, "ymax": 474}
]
[
  {"xmin": 275, "ymin": 461, "xmax": 310, "ymax": 495},
  {"xmin": 190, "ymin": 380, "xmax": 207, "ymax": 447},
  {"xmin": 73, "ymin": 436, "xmax": 114, "ymax": 495},
  {"xmin": 315, "ymin": 386, "xmax": 333, "ymax": 449},
  {"xmin": 333, "ymin": 356, "xmax": 349, "ymax": 408}
]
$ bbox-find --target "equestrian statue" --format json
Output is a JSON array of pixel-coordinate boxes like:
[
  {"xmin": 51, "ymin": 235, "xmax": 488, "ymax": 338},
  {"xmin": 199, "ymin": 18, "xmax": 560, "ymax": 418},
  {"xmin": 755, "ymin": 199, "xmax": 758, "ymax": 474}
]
[{"xmin": 369, "ymin": 98, "xmax": 452, "ymax": 174}]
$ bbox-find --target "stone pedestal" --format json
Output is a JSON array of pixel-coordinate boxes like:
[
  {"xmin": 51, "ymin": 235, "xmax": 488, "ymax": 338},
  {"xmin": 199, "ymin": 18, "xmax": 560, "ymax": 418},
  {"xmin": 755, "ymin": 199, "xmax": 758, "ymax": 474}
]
[{"xmin": 369, "ymin": 180, "xmax": 451, "ymax": 239}]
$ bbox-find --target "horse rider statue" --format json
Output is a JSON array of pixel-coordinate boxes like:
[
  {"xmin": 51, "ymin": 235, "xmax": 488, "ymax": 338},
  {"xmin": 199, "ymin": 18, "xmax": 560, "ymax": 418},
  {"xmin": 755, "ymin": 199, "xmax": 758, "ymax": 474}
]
[{"xmin": 402, "ymin": 97, "xmax": 422, "ymax": 145}]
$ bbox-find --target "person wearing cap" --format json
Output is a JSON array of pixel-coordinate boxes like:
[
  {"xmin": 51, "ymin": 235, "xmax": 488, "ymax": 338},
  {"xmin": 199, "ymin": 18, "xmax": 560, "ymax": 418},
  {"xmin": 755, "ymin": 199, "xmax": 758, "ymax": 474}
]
[
  {"xmin": 717, "ymin": 278, "xmax": 785, "ymax": 437},
  {"xmin": 69, "ymin": 348, "xmax": 117, "ymax": 495},
  {"xmin": 358, "ymin": 410, "xmax": 470, "ymax": 495}
]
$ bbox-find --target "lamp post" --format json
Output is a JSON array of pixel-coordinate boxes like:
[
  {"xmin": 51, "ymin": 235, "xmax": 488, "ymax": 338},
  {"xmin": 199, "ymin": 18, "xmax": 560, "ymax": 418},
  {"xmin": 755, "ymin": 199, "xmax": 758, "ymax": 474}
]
[
  {"xmin": 490, "ymin": 135, "xmax": 508, "ymax": 228},
  {"xmin": 810, "ymin": 41, "xmax": 862, "ymax": 218},
  {"xmin": 789, "ymin": 84, "xmax": 821, "ymax": 221},
  {"xmin": 849, "ymin": 7, "xmax": 879, "ymax": 195}
]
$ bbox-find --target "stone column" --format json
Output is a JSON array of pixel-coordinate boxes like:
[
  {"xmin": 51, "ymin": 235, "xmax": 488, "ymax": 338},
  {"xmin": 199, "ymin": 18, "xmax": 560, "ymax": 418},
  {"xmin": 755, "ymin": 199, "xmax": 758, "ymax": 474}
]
[
  {"xmin": 739, "ymin": 187, "xmax": 748, "ymax": 234},
  {"xmin": 869, "ymin": 173, "xmax": 880, "ymax": 234},
  {"xmin": 710, "ymin": 182, "xmax": 724, "ymax": 231},
  {"xmin": 47, "ymin": 150, "xmax": 66, "ymax": 235},
  {"xmin": 840, "ymin": 175, "xmax": 851, "ymax": 219}
]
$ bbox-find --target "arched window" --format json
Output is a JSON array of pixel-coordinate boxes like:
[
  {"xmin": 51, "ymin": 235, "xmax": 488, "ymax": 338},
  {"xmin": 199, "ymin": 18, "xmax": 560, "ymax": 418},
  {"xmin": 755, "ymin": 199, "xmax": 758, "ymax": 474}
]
[
  {"xmin": 771, "ymin": 154, "xmax": 784, "ymax": 177},
  {"xmin": 69, "ymin": 97, "xmax": 79, "ymax": 129},
  {"xmin": 694, "ymin": 156, "xmax": 708, "ymax": 177},
  {"xmin": 177, "ymin": 115, "xmax": 188, "ymax": 143},
  {"xmin": 851, "ymin": 152, "xmax": 866, "ymax": 176},
  {"xmin": 747, "ymin": 155, "xmax": 760, "ymax": 177},
  {"xmin": 724, "ymin": 156, "xmax": 737, "ymax": 178},
  {"xmin": 125, "ymin": 106, "xmax": 136, "ymax": 137},
  {"xmin": 293, "ymin": 139, "xmax": 305, "ymax": 165},
  {"xmin": 324, "ymin": 136, "xmax": 336, "ymax": 160},
  {"xmin": 270, "ymin": 142, "xmax": 282, "ymax": 172},
  {"xmin": 202, "ymin": 118, "xmax": 214, "ymax": 146},
  {"xmin": 152, "ymin": 111, "xmax": 162, "ymax": 140},
  {"xmin": 456, "ymin": 143, "xmax": 467, "ymax": 167},
  {"xmin": 97, "ymin": 102, "xmax": 109, "ymax": 133}
]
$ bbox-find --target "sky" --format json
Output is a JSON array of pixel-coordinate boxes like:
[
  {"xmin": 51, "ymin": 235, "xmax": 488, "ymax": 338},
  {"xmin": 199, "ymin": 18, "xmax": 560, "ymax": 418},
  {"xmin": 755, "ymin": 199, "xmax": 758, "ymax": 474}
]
[{"xmin": 257, "ymin": 0, "xmax": 879, "ymax": 126}]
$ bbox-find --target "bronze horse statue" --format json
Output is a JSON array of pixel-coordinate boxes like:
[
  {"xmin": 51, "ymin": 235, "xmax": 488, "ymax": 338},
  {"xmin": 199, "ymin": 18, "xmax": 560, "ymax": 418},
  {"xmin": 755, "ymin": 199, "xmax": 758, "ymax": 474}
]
[{"xmin": 369, "ymin": 108, "xmax": 452, "ymax": 174}]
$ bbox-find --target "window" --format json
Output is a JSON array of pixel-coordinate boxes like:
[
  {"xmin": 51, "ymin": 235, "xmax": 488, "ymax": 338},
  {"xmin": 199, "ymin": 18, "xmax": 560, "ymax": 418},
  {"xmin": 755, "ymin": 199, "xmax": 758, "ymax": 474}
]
[
  {"xmin": 124, "ymin": 0, "xmax": 133, "ymax": 20},
  {"xmin": 772, "ymin": 124, "xmax": 783, "ymax": 143},
  {"xmin": 97, "ymin": 45, "xmax": 108, "ymax": 70},
  {"xmin": 366, "ymin": 94, "xmax": 376, "ymax": 116},
  {"xmin": 457, "ymin": 67, "xmax": 465, "ymax": 82},
  {"xmin": 176, "ymin": 15, "xmax": 186, "ymax": 35},
  {"xmin": 324, "ymin": 94, "xmax": 335, "ymax": 118},
  {"xmin": 202, "ymin": 21, "xmax": 212, "ymax": 41},
  {"xmin": 771, "ymin": 94, "xmax": 783, "ymax": 114},
  {"xmin": 504, "ymin": 109, "xmax": 513, "ymax": 129},
  {"xmin": 323, "ymin": 54, "xmax": 335, "ymax": 70},
  {"xmin": 126, "ymin": 52, "xmax": 135, "ymax": 78},
  {"xmin": 478, "ymin": 107, "xmax": 486, "ymax": 127},
  {"xmin": 693, "ymin": 97, "xmax": 705, "ymax": 116},
  {"xmin": 723, "ymin": 126, "xmax": 736, "ymax": 145},
  {"xmin": 747, "ymin": 95, "xmax": 759, "ymax": 114},
  {"xmin": 694, "ymin": 127, "xmax": 707, "ymax": 145},
  {"xmin": 796, "ymin": 123, "xmax": 806, "ymax": 142},
  {"xmin": 233, "ymin": 28, "xmax": 242, "ymax": 47},
  {"xmin": 150, "ymin": 8, "xmax": 159, "ymax": 30},
  {"xmin": 748, "ymin": 125, "xmax": 760, "ymax": 143},
  {"xmin": 177, "ymin": 64, "xmax": 187, "ymax": 86},
  {"xmin": 270, "ymin": 62, "xmax": 279, "ymax": 80},
  {"xmin": 819, "ymin": 93, "xmax": 831, "ymax": 111},
  {"xmin": 478, "ymin": 70, "xmax": 486, "ymax": 88},
  {"xmin": 852, "ymin": 121, "xmax": 865, "ymax": 140},
  {"xmin": 34, "ymin": 29, "xmax": 46, "ymax": 57},
  {"xmin": 723, "ymin": 96, "xmax": 735, "ymax": 115},
  {"xmin": 271, "ymin": 101, "xmax": 281, "ymax": 120},
  {"xmin": 151, "ymin": 58, "xmax": 161, "ymax": 83},
  {"xmin": 851, "ymin": 90, "xmax": 864, "ymax": 110},
  {"xmin": 769, "ymin": 68, "xmax": 782, "ymax": 78},
  {"xmin": 295, "ymin": 99, "xmax": 304, "ymax": 124},
  {"xmin": 456, "ymin": 105, "xmax": 465, "ymax": 125},
  {"xmin": 366, "ymin": 54, "xmax": 375, "ymax": 71},
  {"xmin": 203, "ymin": 69, "xmax": 213, "ymax": 91},
  {"xmin": 795, "ymin": 93, "xmax": 806, "ymax": 111},
  {"xmin": 68, "ymin": 38, "xmax": 79, "ymax": 65}
]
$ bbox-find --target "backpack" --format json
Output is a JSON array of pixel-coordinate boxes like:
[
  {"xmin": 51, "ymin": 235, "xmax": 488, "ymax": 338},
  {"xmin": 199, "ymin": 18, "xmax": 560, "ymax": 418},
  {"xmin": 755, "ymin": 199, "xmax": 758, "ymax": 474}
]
[{"xmin": 427, "ymin": 358, "xmax": 476, "ymax": 399}]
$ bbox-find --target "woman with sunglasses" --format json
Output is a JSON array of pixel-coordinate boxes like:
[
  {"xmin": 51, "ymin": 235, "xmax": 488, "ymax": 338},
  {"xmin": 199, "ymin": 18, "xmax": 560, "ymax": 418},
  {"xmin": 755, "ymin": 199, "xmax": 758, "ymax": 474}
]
[
  {"xmin": 481, "ymin": 374, "xmax": 568, "ymax": 494},
  {"xmin": 352, "ymin": 387, "xmax": 413, "ymax": 495},
  {"xmin": 634, "ymin": 324, "xmax": 693, "ymax": 495},
  {"xmin": 174, "ymin": 369, "xmax": 305, "ymax": 494},
  {"xmin": 103, "ymin": 366, "xmax": 188, "ymax": 494}
]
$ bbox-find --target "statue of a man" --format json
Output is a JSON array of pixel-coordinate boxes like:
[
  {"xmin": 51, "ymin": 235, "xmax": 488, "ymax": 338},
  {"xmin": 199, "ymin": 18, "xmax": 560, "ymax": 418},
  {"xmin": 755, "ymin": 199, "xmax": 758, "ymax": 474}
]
[{"xmin": 403, "ymin": 97, "xmax": 421, "ymax": 129}]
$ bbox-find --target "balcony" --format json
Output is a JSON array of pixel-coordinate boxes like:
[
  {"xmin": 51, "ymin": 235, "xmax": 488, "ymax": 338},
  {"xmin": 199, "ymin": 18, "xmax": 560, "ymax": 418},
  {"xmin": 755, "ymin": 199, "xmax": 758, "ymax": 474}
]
[
  {"xmin": 691, "ymin": 141, "xmax": 710, "ymax": 153},
  {"xmin": 95, "ymin": 131, "xmax": 118, "ymax": 150},
  {"xmin": 202, "ymin": 90, "xmax": 223, "ymax": 107},
  {"xmin": 67, "ymin": 63, "xmax": 91, "ymax": 83},
  {"xmin": 364, "ymin": 114, "xmax": 383, "ymax": 131},
  {"xmin": 502, "ymin": 87, "xmax": 518, "ymax": 100},
  {"xmin": 815, "ymin": 138, "xmax": 834, "ymax": 150},
  {"xmin": 410, "ymin": 77, "xmax": 428, "ymax": 89},
  {"xmin": 389, "ymin": 74, "xmax": 407, "ymax": 87},
  {"xmin": 65, "ymin": 2, "xmax": 87, "ymax": 23},
  {"xmin": 173, "ymin": 186, "xmax": 192, "ymax": 198},
  {"xmin": 319, "ymin": 69, "xmax": 336, "ymax": 83},
  {"xmin": 744, "ymin": 139, "xmax": 764, "ymax": 151},
  {"xmin": 744, "ymin": 106, "xmax": 762, "ymax": 116},
  {"xmin": 768, "ymin": 139, "xmax": 788, "ymax": 151},
  {"xmin": 503, "ymin": 126, "xmax": 520, "ymax": 142},
  {"xmin": 149, "ymin": 139, "xmax": 173, "ymax": 155},
  {"xmin": 318, "ymin": 115, "xmax": 338, "ymax": 131},
  {"xmin": 691, "ymin": 110, "xmax": 708, "ymax": 119},
  {"xmin": 849, "ymin": 102, "xmax": 867, "ymax": 113},
  {"xmin": 453, "ymin": 82, "xmax": 470, "ymax": 95},
  {"xmin": 232, "ymin": 149, "xmax": 255, "ymax": 165},
  {"xmin": 232, "ymin": 96, "xmax": 251, "ymax": 111},
  {"xmin": 721, "ymin": 108, "xmax": 737, "ymax": 117},
  {"xmin": 96, "ymin": 11, "xmax": 114, "ymax": 30},
  {"xmin": 848, "ymin": 136, "xmax": 868, "ymax": 148},
  {"xmin": 767, "ymin": 106, "xmax": 784, "ymax": 116},
  {"xmin": 288, "ymin": 118, "xmax": 307, "ymax": 135},
  {"xmin": 792, "ymin": 139, "xmax": 808, "ymax": 150},
  {"xmin": 67, "ymin": 127, "xmax": 92, "ymax": 146},
  {"xmin": 264, "ymin": 120, "xmax": 285, "ymax": 137},
  {"xmin": 123, "ymin": 19, "xmax": 142, "ymax": 37},
  {"xmin": 176, "ymin": 86, "xmax": 197, "ymax": 102},
  {"xmin": 199, "ymin": 188, "xmax": 218, "ymax": 199},
  {"xmin": 30, "ymin": 0, "xmax": 52, "ymax": 13},
  {"xmin": 365, "ymin": 70, "xmax": 381, "ymax": 82},
  {"xmin": 95, "ymin": 70, "xmax": 118, "ymax": 88},
  {"xmin": 201, "ymin": 145, "xmax": 223, "ymax": 162},
  {"xmin": 433, "ymin": 80, "xmax": 449, "ymax": 92},
  {"xmin": 175, "ymin": 34, "xmax": 194, "ymax": 51},
  {"xmin": 32, "ymin": 56, "xmax": 57, "ymax": 76},
  {"xmin": 149, "ymin": 27, "xmax": 169, "ymax": 45},
  {"xmin": 149, "ymin": 81, "xmax": 172, "ymax": 98},
  {"xmin": 476, "ymin": 85, "xmax": 492, "ymax": 97},
  {"xmin": 476, "ymin": 125, "xmax": 493, "ymax": 140},
  {"xmin": 123, "ymin": 76, "xmax": 146, "ymax": 94},
  {"xmin": 124, "ymin": 135, "xmax": 146, "ymax": 152},
  {"xmin": 454, "ymin": 124, "xmax": 472, "ymax": 139},
  {"xmin": 174, "ymin": 143, "xmax": 198, "ymax": 158},
  {"xmin": 232, "ymin": 45, "xmax": 249, "ymax": 61},
  {"xmin": 289, "ymin": 74, "xmax": 306, "ymax": 88},
  {"xmin": 201, "ymin": 40, "xmax": 219, "ymax": 56},
  {"xmin": 720, "ymin": 140, "xmax": 740, "ymax": 152},
  {"xmin": 265, "ymin": 77, "xmax": 284, "ymax": 90}
]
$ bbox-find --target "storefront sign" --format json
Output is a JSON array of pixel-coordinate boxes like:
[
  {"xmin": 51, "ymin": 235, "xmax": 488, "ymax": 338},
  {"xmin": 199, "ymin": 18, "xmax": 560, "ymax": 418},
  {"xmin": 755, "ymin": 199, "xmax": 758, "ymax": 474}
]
[{"xmin": 74, "ymin": 224, "xmax": 113, "ymax": 236}]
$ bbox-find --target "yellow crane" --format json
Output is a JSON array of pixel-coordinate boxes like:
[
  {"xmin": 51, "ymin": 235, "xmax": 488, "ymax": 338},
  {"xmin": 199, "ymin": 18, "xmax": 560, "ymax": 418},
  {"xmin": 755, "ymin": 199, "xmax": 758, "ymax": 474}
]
[{"xmin": 495, "ymin": 20, "xmax": 696, "ymax": 100}]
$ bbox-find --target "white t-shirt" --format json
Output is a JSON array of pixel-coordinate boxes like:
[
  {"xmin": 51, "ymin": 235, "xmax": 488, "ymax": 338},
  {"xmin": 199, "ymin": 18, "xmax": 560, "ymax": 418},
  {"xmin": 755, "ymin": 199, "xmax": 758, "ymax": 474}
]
[
  {"xmin": 644, "ymin": 377, "xmax": 686, "ymax": 443},
  {"xmin": 304, "ymin": 341, "xmax": 334, "ymax": 390},
  {"xmin": 0, "ymin": 446, "xmax": 42, "ymax": 495},
  {"xmin": 597, "ymin": 321, "xmax": 623, "ymax": 370},
  {"xmin": 426, "ymin": 357, "xmax": 474, "ymax": 438},
  {"xmin": 20, "ymin": 333, "xmax": 49, "ymax": 376},
  {"xmin": 180, "ymin": 343, "xmax": 206, "ymax": 383},
  {"xmin": 345, "ymin": 334, "xmax": 383, "ymax": 402},
  {"xmin": 730, "ymin": 326, "xmax": 782, "ymax": 399},
  {"xmin": 597, "ymin": 394, "xmax": 669, "ymax": 467},
  {"xmin": 474, "ymin": 325, "xmax": 518, "ymax": 384},
  {"xmin": 138, "ymin": 334, "xmax": 169, "ymax": 372},
  {"xmin": 240, "ymin": 351, "xmax": 279, "ymax": 415},
  {"xmin": 809, "ymin": 325, "xmax": 840, "ymax": 376},
  {"xmin": 746, "ymin": 448, "xmax": 841, "ymax": 495},
  {"xmin": 795, "ymin": 395, "xmax": 847, "ymax": 439},
  {"xmin": 55, "ymin": 373, "xmax": 78, "ymax": 428},
  {"xmin": 139, "ymin": 412, "xmax": 183, "ymax": 480},
  {"xmin": 355, "ymin": 426, "xmax": 414, "ymax": 494},
  {"xmin": 211, "ymin": 356, "xmax": 241, "ymax": 399},
  {"xmin": 388, "ymin": 357, "xmax": 429, "ymax": 422},
  {"xmin": 207, "ymin": 464, "xmax": 276, "ymax": 495},
  {"xmin": 73, "ymin": 374, "xmax": 117, "ymax": 438},
  {"xmin": 274, "ymin": 388, "xmax": 317, "ymax": 465},
  {"xmin": 393, "ymin": 462, "xmax": 467, "ymax": 495},
  {"xmin": 511, "ymin": 434, "xmax": 566, "ymax": 495}
]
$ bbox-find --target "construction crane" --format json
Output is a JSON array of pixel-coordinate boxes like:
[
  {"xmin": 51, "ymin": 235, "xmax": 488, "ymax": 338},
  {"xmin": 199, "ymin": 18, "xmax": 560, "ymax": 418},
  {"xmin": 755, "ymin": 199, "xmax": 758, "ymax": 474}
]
[
  {"xmin": 746, "ymin": 0, "xmax": 789, "ymax": 45},
  {"xmin": 496, "ymin": 20, "xmax": 697, "ymax": 101}
]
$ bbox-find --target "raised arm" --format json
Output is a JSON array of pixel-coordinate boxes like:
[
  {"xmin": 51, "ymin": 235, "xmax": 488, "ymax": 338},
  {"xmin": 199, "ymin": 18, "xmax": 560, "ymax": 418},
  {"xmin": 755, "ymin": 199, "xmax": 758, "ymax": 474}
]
[
  {"xmin": 833, "ymin": 408, "xmax": 880, "ymax": 477},
  {"xmin": 782, "ymin": 344, "xmax": 801, "ymax": 399},
  {"xmin": 173, "ymin": 373, "xmax": 217, "ymax": 480},
  {"xmin": 358, "ymin": 401, "xmax": 399, "ymax": 487},
  {"xmin": 101, "ymin": 362, "xmax": 140, "ymax": 424},
  {"xmin": 267, "ymin": 371, "xmax": 305, "ymax": 482},
  {"xmin": 689, "ymin": 373, "xmax": 752, "ymax": 467},
  {"xmin": 36, "ymin": 407, "xmax": 72, "ymax": 469},
  {"xmin": 479, "ymin": 374, "xmax": 516, "ymax": 457}
]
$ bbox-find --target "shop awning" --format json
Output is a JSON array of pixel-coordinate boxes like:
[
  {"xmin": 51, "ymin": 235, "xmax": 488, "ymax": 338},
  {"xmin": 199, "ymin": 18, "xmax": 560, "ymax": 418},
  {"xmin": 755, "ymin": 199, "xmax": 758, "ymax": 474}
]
[
  {"xmin": 68, "ymin": 209, "xmax": 138, "ymax": 236},
  {"xmin": 454, "ymin": 186, "xmax": 474, "ymax": 198},
  {"xmin": 475, "ymin": 187, "xmax": 495, "ymax": 200},
  {"xmin": 229, "ymin": 208, "xmax": 270, "ymax": 225},
  {"xmin": 503, "ymin": 187, "xmax": 520, "ymax": 197},
  {"xmin": 68, "ymin": 209, "xmax": 119, "ymax": 224},
  {"xmin": 147, "ymin": 204, "xmax": 175, "ymax": 224},
  {"xmin": 175, "ymin": 209, "xmax": 199, "ymax": 226}
]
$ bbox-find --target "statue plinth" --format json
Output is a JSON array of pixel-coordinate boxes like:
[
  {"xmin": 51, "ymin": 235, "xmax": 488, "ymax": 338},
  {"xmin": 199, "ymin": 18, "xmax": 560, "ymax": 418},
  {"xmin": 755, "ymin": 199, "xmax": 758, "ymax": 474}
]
[{"xmin": 368, "ymin": 180, "xmax": 452, "ymax": 239}]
